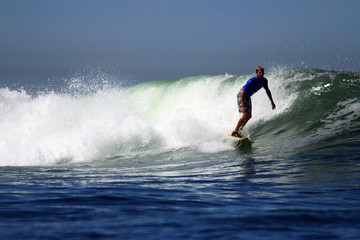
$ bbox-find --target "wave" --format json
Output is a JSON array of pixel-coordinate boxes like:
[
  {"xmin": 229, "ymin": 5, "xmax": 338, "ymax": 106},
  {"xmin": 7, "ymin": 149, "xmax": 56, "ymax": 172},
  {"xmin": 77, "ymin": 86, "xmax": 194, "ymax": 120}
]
[{"xmin": 1, "ymin": 68, "xmax": 359, "ymax": 166}]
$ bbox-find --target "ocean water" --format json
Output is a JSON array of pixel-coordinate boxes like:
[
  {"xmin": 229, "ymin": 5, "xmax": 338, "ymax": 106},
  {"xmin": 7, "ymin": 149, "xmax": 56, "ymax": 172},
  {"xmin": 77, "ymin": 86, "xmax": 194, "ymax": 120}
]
[{"xmin": 0, "ymin": 69, "xmax": 359, "ymax": 239}]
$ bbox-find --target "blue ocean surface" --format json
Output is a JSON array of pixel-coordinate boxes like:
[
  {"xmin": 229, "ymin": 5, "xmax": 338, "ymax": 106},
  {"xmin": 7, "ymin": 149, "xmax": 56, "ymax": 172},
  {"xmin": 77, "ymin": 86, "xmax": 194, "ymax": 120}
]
[{"xmin": 0, "ymin": 69, "xmax": 359, "ymax": 239}]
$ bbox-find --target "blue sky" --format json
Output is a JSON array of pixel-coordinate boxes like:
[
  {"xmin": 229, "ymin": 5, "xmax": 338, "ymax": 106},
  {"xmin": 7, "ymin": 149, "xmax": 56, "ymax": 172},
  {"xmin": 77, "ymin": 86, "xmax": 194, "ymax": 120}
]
[{"xmin": 1, "ymin": 0, "xmax": 359, "ymax": 83}]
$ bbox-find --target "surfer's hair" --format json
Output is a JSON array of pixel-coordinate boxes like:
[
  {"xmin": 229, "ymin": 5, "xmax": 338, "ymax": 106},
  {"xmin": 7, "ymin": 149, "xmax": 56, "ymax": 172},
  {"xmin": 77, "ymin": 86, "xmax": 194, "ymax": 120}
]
[{"xmin": 256, "ymin": 66, "xmax": 264, "ymax": 73}]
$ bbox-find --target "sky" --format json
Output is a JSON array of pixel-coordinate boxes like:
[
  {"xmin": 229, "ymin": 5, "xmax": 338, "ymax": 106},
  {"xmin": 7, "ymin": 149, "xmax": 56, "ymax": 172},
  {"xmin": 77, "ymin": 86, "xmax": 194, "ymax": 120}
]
[{"xmin": 1, "ymin": 0, "xmax": 360, "ymax": 84}]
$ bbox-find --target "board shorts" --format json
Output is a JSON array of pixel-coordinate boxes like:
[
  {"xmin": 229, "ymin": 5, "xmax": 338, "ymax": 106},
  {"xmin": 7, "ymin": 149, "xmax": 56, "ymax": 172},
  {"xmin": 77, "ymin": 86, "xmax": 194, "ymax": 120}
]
[{"xmin": 237, "ymin": 89, "xmax": 252, "ymax": 114}]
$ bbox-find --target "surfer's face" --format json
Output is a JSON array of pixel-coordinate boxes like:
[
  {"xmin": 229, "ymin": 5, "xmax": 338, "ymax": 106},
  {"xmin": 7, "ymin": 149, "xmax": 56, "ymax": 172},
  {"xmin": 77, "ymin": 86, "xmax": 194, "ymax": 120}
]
[{"xmin": 256, "ymin": 70, "xmax": 264, "ymax": 79}]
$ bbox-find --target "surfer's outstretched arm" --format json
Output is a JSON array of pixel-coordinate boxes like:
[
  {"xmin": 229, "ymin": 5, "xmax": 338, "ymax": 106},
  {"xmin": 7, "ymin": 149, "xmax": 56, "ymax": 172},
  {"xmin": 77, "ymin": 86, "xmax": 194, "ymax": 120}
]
[{"xmin": 266, "ymin": 89, "xmax": 276, "ymax": 110}]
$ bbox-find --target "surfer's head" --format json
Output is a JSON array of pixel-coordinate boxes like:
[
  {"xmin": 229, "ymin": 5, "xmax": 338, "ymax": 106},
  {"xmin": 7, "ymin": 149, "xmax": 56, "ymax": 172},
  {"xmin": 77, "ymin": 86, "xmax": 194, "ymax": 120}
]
[{"xmin": 256, "ymin": 66, "xmax": 264, "ymax": 79}]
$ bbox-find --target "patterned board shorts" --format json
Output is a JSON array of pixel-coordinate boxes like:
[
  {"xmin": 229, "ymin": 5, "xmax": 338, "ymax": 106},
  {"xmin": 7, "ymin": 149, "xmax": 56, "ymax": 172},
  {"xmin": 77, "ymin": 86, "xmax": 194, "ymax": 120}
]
[{"xmin": 237, "ymin": 89, "xmax": 252, "ymax": 114}]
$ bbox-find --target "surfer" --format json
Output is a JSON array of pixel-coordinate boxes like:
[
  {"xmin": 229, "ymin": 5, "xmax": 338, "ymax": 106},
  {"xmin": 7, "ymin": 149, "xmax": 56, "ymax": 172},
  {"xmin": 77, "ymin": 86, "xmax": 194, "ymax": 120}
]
[{"xmin": 232, "ymin": 66, "xmax": 276, "ymax": 138}]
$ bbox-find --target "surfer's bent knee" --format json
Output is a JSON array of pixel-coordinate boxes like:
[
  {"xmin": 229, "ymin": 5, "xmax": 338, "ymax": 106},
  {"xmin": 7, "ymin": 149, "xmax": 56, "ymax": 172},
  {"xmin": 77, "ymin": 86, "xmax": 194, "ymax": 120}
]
[{"xmin": 245, "ymin": 113, "xmax": 252, "ymax": 120}]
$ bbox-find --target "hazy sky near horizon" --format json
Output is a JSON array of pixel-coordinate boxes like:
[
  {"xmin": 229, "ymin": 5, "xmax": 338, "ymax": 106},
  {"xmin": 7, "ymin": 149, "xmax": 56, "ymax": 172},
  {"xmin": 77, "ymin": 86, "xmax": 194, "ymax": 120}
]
[{"xmin": 1, "ymin": 0, "xmax": 360, "ymax": 82}]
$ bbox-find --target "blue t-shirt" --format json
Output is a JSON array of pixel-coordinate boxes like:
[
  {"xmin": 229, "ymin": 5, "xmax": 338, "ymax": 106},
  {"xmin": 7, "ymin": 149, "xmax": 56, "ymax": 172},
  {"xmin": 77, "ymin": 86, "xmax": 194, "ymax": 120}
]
[{"xmin": 243, "ymin": 76, "xmax": 269, "ymax": 96}]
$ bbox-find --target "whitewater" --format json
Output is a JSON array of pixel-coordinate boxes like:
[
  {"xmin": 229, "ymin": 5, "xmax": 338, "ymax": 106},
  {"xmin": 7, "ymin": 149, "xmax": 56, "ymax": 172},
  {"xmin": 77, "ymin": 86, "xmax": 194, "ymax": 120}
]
[{"xmin": 1, "ymin": 68, "xmax": 360, "ymax": 239}]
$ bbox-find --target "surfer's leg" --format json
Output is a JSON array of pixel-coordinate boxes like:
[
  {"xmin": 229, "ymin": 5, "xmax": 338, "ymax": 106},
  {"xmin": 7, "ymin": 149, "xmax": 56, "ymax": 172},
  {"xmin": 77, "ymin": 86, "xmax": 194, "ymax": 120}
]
[
  {"xmin": 239, "ymin": 113, "xmax": 251, "ymax": 129},
  {"xmin": 234, "ymin": 112, "xmax": 251, "ymax": 132},
  {"xmin": 233, "ymin": 91, "xmax": 245, "ymax": 136},
  {"xmin": 234, "ymin": 95, "xmax": 252, "ymax": 133}
]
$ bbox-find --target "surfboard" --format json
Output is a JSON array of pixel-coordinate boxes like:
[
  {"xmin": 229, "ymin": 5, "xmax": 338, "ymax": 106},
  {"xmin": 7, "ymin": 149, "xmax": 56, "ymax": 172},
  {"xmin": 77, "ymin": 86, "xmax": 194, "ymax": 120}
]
[{"xmin": 226, "ymin": 134, "xmax": 252, "ymax": 149}]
